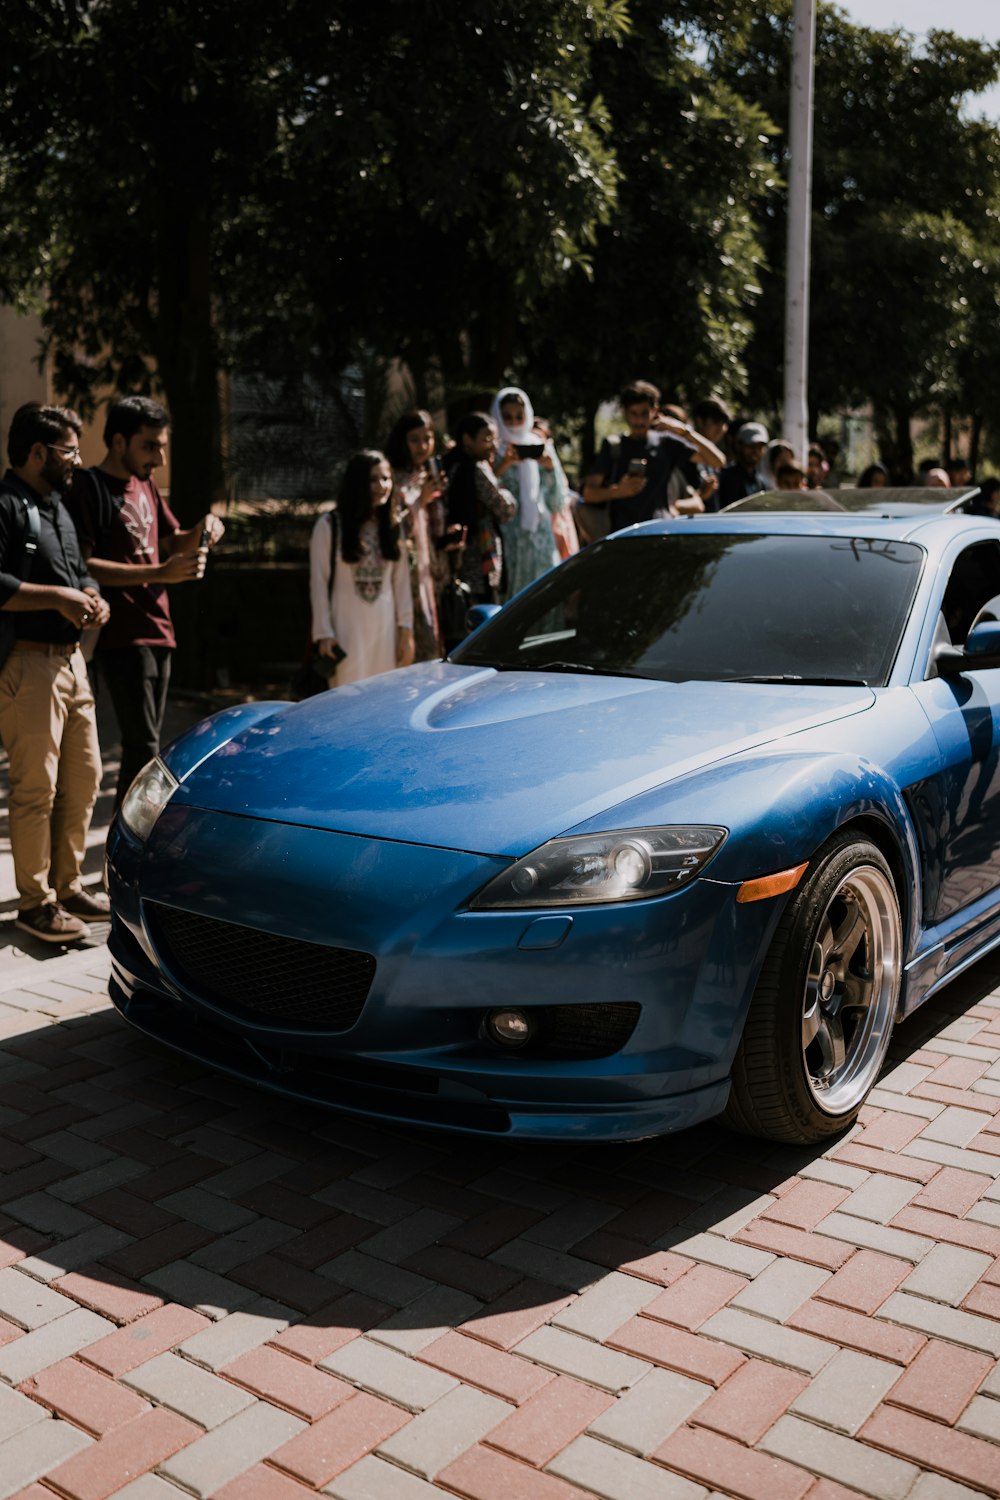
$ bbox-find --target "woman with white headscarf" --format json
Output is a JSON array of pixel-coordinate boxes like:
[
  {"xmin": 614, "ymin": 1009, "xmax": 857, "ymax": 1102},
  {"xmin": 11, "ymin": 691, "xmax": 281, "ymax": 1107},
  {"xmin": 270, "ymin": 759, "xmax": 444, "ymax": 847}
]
[{"xmin": 490, "ymin": 386, "xmax": 571, "ymax": 602}]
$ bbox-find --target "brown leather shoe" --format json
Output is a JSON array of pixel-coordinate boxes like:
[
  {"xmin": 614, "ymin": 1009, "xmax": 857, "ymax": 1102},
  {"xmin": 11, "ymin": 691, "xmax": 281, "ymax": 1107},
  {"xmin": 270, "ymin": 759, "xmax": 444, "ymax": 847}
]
[
  {"xmin": 60, "ymin": 888, "xmax": 111, "ymax": 921},
  {"xmin": 16, "ymin": 903, "xmax": 87, "ymax": 944}
]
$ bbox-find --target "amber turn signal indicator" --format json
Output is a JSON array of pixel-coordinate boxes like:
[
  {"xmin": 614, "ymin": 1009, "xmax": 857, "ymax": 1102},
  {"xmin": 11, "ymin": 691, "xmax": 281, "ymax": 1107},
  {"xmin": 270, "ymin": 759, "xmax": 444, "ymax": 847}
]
[{"xmin": 736, "ymin": 861, "xmax": 809, "ymax": 904}]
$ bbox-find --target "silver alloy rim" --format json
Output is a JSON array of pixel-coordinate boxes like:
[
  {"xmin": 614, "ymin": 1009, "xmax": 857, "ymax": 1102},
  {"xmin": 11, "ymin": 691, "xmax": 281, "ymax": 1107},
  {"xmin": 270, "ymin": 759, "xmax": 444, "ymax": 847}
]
[{"xmin": 802, "ymin": 864, "xmax": 900, "ymax": 1113}]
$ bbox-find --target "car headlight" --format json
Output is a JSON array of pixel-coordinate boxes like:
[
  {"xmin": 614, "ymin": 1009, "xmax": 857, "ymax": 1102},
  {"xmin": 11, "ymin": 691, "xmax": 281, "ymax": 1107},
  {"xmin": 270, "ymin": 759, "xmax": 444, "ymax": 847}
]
[
  {"xmin": 470, "ymin": 826, "xmax": 727, "ymax": 909},
  {"xmin": 119, "ymin": 757, "xmax": 179, "ymax": 843}
]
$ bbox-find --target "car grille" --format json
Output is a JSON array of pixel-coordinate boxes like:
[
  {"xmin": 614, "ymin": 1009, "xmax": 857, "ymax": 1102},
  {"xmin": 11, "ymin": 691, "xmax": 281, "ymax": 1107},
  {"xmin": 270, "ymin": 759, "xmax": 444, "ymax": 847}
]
[
  {"xmin": 536, "ymin": 1002, "xmax": 641, "ymax": 1058},
  {"xmin": 145, "ymin": 902, "xmax": 375, "ymax": 1031}
]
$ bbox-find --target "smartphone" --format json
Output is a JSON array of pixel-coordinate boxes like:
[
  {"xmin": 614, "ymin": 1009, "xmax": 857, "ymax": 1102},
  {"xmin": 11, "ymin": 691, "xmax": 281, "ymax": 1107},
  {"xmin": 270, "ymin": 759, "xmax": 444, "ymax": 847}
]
[
  {"xmin": 627, "ymin": 458, "xmax": 648, "ymax": 477},
  {"xmin": 427, "ymin": 456, "xmax": 442, "ymax": 478},
  {"xmin": 316, "ymin": 643, "xmax": 347, "ymax": 671},
  {"xmin": 516, "ymin": 442, "xmax": 545, "ymax": 460}
]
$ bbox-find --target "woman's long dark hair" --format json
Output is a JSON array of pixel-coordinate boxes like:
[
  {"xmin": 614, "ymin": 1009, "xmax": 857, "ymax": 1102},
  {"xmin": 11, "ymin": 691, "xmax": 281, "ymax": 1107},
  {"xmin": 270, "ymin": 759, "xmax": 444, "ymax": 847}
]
[
  {"xmin": 385, "ymin": 409, "xmax": 433, "ymax": 472},
  {"xmin": 337, "ymin": 450, "xmax": 401, "ymax": 564}
]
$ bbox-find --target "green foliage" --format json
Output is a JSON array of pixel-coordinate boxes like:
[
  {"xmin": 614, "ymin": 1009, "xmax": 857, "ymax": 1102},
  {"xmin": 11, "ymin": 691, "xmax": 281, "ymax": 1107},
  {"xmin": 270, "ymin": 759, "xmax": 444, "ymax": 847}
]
[{"xmin": 2, "ymin": 0, "xmax": 1000, "ymax": 499}]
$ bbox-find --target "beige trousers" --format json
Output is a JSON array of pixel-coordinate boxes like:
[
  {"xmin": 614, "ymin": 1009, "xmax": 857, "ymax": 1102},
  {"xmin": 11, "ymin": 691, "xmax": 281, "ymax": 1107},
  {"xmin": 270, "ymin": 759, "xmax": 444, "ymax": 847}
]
[{"xmin": 0, "ymin": 646, "xmax": 102, "ymax": 911}]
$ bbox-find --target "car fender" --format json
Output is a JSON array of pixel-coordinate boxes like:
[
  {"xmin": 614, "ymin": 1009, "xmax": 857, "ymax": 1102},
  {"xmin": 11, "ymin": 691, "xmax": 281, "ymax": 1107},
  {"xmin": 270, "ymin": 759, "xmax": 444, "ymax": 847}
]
[
  {"xmin": 568, "ymin": 747, "xmax": 922, "ymax": 949},
  {"xmin": 161, "ymin": 702, "xmax": 290, "ymax": 783}
]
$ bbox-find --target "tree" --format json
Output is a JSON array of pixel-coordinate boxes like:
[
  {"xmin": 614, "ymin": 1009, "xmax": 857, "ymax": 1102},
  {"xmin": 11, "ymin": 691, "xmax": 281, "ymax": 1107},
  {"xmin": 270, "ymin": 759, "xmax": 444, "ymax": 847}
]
[
  {"xmin": 713, "ymin": 1, "xmax": 1000, "ymax": 470},
  {"xmin": 0, "ymin": 0, "xmax": 626, "ymax": 512}
]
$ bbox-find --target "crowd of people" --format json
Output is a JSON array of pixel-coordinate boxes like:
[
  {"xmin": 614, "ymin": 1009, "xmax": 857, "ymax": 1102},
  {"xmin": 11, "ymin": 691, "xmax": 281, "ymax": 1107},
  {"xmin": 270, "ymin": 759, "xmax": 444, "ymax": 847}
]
[
  {"xmin": 2, "ymin": 382, "xmax": 998, "ymax": 945},
  {"xmin": 309, "ymin": 378, "xmax": 1000, "ymax": 685}
]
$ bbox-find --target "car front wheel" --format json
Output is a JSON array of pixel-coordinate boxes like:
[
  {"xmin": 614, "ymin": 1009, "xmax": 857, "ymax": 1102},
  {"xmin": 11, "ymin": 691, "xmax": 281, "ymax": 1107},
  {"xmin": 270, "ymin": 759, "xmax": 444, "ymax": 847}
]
[{"xmin": 726, "ymin": 833, "xmax": 902, "ymax": 1143}]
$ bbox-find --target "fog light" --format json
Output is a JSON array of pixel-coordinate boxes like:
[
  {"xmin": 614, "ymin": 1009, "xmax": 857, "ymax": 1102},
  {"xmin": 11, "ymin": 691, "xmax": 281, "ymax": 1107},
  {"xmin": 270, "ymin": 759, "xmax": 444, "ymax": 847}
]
[{"xmin": 485, "ymin": 1008, "xmax": 534, "ymax": 1048}]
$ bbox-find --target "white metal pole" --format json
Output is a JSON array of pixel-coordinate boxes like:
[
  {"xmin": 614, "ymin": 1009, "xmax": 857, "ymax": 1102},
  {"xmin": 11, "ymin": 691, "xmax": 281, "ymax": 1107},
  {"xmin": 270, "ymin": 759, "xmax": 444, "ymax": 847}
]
[{"xmin": 783, "ymin": 0, "xmax": 816, "ymax": 463}]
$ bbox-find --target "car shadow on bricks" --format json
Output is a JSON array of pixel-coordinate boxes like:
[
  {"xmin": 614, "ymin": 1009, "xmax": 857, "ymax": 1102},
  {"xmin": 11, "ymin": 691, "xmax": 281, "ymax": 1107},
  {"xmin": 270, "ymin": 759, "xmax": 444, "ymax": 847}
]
[{"xmin": 0, "ymin": 948, "xmax": 996, "ymax": 1356}]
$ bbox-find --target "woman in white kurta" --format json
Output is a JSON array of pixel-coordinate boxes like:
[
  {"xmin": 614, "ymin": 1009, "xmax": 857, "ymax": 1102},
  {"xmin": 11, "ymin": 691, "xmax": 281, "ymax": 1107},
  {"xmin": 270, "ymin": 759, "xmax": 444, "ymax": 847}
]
[{"xmin": 310, "ymin": 451, "xmax": 414, "ymax": 688}]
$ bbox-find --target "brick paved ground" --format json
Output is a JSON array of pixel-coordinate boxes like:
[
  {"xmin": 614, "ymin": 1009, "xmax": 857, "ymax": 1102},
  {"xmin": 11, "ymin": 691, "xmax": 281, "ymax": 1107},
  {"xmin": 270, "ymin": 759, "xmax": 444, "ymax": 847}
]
[{"xmin": 1, "ymin": 698, "xmax": 999, "ymax": 1498}]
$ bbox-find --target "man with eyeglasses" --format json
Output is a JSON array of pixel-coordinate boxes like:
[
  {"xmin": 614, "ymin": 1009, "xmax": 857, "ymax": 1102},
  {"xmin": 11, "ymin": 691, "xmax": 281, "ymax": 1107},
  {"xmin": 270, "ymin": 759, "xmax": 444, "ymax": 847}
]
[{"xmin": 0, "ymin": 402, "xmax": 111, "ymax": 943}]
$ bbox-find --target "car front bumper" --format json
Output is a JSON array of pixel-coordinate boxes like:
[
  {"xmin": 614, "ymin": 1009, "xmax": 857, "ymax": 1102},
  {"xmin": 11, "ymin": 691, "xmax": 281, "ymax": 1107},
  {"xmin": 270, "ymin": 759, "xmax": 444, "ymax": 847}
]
[{"xmin": 106, "ymin": 804, "xmax": 783, "ymax": 1141}]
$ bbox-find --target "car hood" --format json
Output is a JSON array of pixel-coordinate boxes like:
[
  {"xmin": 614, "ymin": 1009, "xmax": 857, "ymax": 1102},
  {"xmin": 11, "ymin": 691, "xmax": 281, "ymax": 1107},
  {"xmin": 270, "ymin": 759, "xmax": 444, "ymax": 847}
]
[{"xmin": 176, "ymin": 663, "xmax": 875, "ymax": 856}]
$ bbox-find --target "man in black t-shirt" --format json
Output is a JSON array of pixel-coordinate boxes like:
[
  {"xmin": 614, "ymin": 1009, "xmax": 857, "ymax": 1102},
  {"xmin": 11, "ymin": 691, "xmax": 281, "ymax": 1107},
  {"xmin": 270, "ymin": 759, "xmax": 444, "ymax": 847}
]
[{"xmin": 582, "ymin": 381, "xmax": 725, "ymax": 533}]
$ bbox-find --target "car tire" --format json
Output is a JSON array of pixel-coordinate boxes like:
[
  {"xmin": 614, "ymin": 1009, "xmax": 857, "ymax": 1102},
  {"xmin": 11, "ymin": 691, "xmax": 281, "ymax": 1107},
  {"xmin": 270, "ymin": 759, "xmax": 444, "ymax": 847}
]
[{"xmin": 726, "ymin": 833, "xmax": 902, "ymax": 1143}]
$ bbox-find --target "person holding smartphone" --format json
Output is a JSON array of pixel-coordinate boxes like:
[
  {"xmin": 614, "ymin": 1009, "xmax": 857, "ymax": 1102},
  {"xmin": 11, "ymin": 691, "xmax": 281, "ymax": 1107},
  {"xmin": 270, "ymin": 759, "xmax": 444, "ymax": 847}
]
[
  {"xmin": 489, "ymin": 386, "xmax": 569, "ymax": 601},
  {"xmin": 582, "ymin": 379, "xmax": 724, "ymax": 533},
  {"xmin": 385, "ymin": 409, "xmax": 456, "ymax": 660}
]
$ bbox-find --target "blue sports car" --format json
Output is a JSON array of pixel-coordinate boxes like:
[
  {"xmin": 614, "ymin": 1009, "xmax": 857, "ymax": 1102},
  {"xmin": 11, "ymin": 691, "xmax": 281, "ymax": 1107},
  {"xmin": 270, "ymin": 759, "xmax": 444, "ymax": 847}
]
[{"xmin": 106, "ymin": 496, "xmax": 1000, "ymax": 1143}]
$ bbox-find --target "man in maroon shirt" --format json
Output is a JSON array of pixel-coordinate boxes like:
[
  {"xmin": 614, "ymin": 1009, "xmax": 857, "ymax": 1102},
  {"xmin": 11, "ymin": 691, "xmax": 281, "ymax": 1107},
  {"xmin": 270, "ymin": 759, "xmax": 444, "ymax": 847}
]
[{"xmin": 65, "ymin": 397, "xmax": 224, "ymax": 805}]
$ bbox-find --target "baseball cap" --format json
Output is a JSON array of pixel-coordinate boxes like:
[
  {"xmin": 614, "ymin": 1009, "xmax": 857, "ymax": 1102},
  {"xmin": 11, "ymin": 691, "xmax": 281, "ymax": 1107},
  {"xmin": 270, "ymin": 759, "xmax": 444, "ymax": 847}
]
[{"xmin": 735, "ymin": 421, "xmax": 769, "ymax": 446}]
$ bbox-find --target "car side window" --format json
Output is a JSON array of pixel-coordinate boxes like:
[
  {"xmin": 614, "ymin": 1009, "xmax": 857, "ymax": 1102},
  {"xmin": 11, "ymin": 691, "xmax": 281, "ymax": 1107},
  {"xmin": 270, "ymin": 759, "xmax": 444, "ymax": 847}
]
[{"xmin": 939, "ymin": 541, "xmax": 1000, "ymax": 646}]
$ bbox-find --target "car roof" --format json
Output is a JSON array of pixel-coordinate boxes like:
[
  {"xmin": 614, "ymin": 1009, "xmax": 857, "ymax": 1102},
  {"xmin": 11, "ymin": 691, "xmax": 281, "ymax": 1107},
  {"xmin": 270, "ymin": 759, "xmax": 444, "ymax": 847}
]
[
  {"xmin": 611, "ymin": 506, "xmax": 1000, "ymax": 549},
  {"xmin": 720, "ymin": 486, "xmax": 978, "ymax": 517}
]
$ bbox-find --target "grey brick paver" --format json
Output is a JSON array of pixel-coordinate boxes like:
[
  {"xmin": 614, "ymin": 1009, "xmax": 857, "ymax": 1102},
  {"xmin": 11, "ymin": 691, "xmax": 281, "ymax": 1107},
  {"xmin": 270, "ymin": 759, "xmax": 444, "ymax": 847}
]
[
  {"xmin": 17, "ymin": 1224, "xmax": 134, "ymax": 1282},
  {"xmin": 112, "ymin": 1477, "xmax": 195, "ymax": 1499},
  {"xmin": 667, "ymin": 1232, "xmax": 775, "ymax": 1278},
  {"xmin": 900, "ymin": 1244, "xmax": 993, "ymax": 1306},
  {"xmin": 955, "ymin": 1393, "xmax": 1000, "ymax": 1443},
  {"xmin": 321, "ymin": 1335, "xmax": 458, "ymax": 1411},
  {"xmin": 376, "ymin": 1383, "xmax": 510, "ymax": 1478},
  {"xmin": 798, "ymin": 1159, "xmax": 871, "ymax": 1189},
  {"xmin": 521, "ymin": 1197, "xmax": 620, "ymax": 1250},
  {"xmin": 674, "ymin": 1188, "xmax": 777, "ymax": 1237},
  {"xmin": 325, "ymin": 1454, "xmax": 454, "ymax": 1499},
  {"xmin": 840, "ymin": 1174, "xmax": 920, "ymax": 1224},
  {"xmin": 2, "ymin": 1192, "xmax": 97, "ymax": 1238},
  {"xmin": 550, "ymin": 1432, "xmax": 707, "ymax": 1500},
  {"xmin": 489, "ymin": 1235, "xmax": 604, "ymax": 1291},
  {"xmin": 360, "ymin": 1208, "xmax": 461, "ymax": 1264},
  {"xmin": 729, "ymin": 1258, "xmax": 830, "ymax": 1321},
  {"xmin": 0, "ymin": 1267, "xmax": 79, "ymax": 1329},
  {"xmin": 142, "ymin": 1258, "xmax": 260, "ymax": 1320},
  {"xmin": 0, "ymin": 1306, "xmax": 115, "ymax": 1383},
  {"xmin": 319, "ymin": 1249, "xmax": 435, "ymax": 1308},
  {"xmin": 900, "ymin": 1139, "xmax": 1000, "ymax": 1175},
  {"xmin": 177, "ymin": 1299, "xmax": 292, "ymax": 1371},
  {"xmin": 917, "ymin": 1107, "xmax": 995, "ymax": 1147},
  {"xmin": 875, "ymin": 1062, "xmax": 934, "ymax": 1093},
  {"xmin": 789, "ymin": 1349, "xmax": 900, "ymax": 1434},
  {"xmin": 0, "ymin": 1381, "xmax": 48, "ymax": 1442},
  {"xmin": 698, "ymin": 1306, "xmax": 836, "ymax": 1375},
  {"xmin": 760, "ymin": 1412, "xmax": 919, "ymax": 1499},
  {"xmin": 34, "ymin": 1129, "xmax": 115, "ymax": 1169},
  {"xmin": 195, "ymin": 1152, "xmax": 295, "ymax": 1199},
  {"xmin": 0, "ymin": 1416, "xmax": 93, "ymax": 1500},
  {"xmin": 188, "ymin": 1216, "xmax": 298, "ymax": 1273},
  {"xmin": 552, "ymin": 1270, "xmax": 662, "ymax": 1341},
  {"xmin": 368, "ymin": 1285, "xmax": 483, "ymax": 1355},
  {"xmin": 513, "ymin": 1325, "xmax": 651, "ymax": 1393},
  {"xmin": 816, "ymin": 1211, "xmax": 934, "ymax": 1262},
  {"xmin": 157, "ymin": 1399, "xmax": 305, "ymax": 1497},
  {"xmin": 122, "ymin": 1350, "xmax": 256, "ymax": 1426},
  {"xmin": 47, "ymin": 1156, "xmax": 147, "ymax": 1203},
  {"xmin": 587, "ymin": 1367, "xmax": 711, "ymax": 1455},
  {"xmin": 907, "ymin": 1475, "xmax": 998, "ymax": 1500},
  {"xmin": 158, "ymin": 1186, "xmax": 258, "ymax": 1232},
  {"xmin": 877, "ymin": 1290, "xmax": 1000, "ymax": 1355}
]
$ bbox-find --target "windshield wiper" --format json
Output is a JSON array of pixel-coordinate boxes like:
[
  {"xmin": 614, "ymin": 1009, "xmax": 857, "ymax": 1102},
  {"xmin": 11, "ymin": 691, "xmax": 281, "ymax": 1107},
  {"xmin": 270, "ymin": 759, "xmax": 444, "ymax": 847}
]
[
  {"xmin": 729, "ymin": 674, "xmax": 868, "ymax": 686},
  {"xmin": 534, "ymin": 660, "xmax": 596, "ymax": 673}
]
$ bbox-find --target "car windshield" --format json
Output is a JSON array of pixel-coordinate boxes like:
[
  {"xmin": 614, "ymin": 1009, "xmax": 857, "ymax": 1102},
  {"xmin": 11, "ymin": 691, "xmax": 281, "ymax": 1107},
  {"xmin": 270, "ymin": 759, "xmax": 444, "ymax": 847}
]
[{"xmin": 452, "ymin": 532, "xmax": 924, "ymax": 687}]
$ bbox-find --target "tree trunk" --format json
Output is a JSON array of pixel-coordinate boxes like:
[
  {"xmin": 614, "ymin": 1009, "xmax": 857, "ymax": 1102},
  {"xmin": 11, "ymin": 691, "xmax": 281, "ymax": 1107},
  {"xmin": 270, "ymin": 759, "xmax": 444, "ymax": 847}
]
[
  {"xmin": 970, "ymin": 411, "xmax": 983, "ymax": 474},
  {"xmin": 153, "ymin": 200, "xmax": 225, "ymax": 524},
  {"xmin": 942, "ymin": 406, "xmax": 952, "ymax": 465}
]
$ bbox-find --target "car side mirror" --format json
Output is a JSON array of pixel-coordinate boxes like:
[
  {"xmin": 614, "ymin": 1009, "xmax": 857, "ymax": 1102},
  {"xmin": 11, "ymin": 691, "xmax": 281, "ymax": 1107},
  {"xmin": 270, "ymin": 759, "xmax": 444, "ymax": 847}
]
[
  {"xmin": 465, "ymin": 604, "xmax": 502, "ymax": 635},
  {"xmin": 935, "ymin": 620, "xmax": 1000, "ymax": 675}
]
